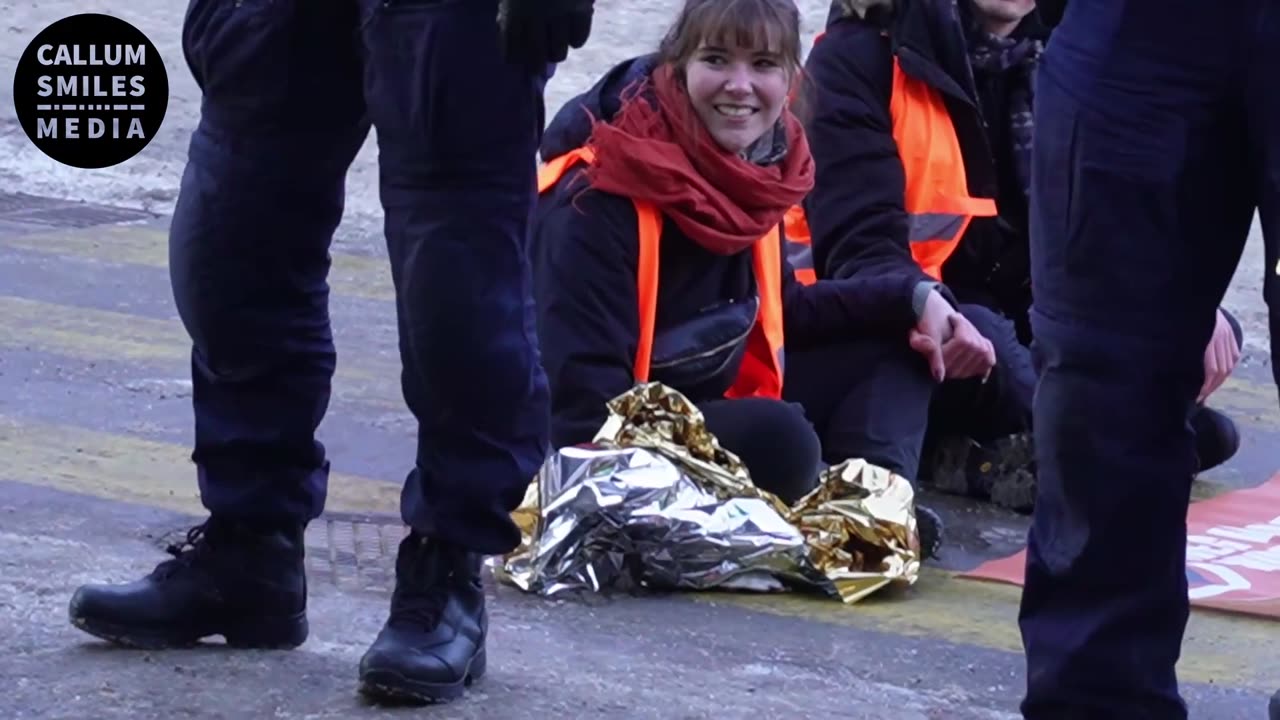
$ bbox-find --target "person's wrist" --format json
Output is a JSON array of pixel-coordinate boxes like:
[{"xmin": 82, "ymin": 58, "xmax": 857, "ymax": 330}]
[{"xmin": 912, "ymin": 280, "xmax": 939, "ymax": 320}]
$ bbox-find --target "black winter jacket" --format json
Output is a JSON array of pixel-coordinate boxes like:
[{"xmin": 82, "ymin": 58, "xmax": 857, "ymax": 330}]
[
  {"xmin": 532, "ymin": 55, "xmax": 924, "ymax": 448},
  {"xmin": 801, "ymin": 0, "xmax": 1048, "ymax": 314}
]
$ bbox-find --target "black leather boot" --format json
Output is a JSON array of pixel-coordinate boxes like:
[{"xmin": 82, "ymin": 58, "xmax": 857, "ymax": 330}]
[
  {"xmin": 68, "ymin": 517, "xmax": 308, "ymax": 649},
  {"xmin": 358, "ymin": 532, "xmax": 487, "ymax": 704},
  {"xmin": 1191, "ymin": 405, "xmax": 1240, "ymax": 474}
]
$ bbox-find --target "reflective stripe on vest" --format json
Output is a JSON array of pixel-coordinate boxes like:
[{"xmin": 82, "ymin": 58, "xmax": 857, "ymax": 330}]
[
  {"xmin": 783, "ymin": 204, "xmax": 815, "ymax": 285},
  {"xmin": 785, "ymin": 49, "xmax": 997, "ymax": 284},
  {"xmin": 537, "ymin": 149, "xmax": 786, "ymax": 400}
]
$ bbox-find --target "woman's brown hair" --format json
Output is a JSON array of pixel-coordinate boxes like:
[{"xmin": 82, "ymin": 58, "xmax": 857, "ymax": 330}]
[{"xmin": 655, "ymin": 0, "xmax": 804, "ymax": 80}]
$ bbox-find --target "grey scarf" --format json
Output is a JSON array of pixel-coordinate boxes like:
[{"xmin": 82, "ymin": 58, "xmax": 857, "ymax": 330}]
[{"xmin": 965, "ymin": 20, "xmax": 1044, "ymax": 198}]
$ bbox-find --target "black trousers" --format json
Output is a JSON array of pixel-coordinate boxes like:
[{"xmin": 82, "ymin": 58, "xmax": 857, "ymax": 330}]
[
  {"xmin": 699, "ymin": 398, "xmax": 822, "ymax": 505},
  {"xmin": 783, "ymin": 304, "xmax": 1036, "ymax": 486},
  {"xmin": 172, "ymin": 0, "xmax": 554, "ymax": 555},
  {"xmin": 1019, "ymin": 3, "xmax": 1279, "ymax": 717}
]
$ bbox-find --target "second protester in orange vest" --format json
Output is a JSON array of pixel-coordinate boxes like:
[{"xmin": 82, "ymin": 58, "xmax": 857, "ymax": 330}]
[{"xmin": 530, "ymin": 0, "xmax": 932, "ymax": 508}]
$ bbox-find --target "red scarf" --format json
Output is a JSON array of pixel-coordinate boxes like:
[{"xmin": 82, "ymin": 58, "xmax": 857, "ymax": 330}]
[{"xmin": 583, "ymin": 63, "xmax": 815, "ymax": 255}]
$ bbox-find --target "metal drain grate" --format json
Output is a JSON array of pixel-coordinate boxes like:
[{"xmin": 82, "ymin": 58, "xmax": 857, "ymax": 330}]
[
  {"xmin": 306, "ymin": 512, "xmax": 408, "ymax": 594},
  {"xmin": 150, "ymin": 513, "xmax": 408, "ymax": 595}
]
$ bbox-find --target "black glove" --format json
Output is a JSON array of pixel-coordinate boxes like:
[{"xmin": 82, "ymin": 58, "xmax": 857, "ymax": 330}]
[{"xmin": 497, "ymin": 0, "xmax": 595, "ymax": 66}]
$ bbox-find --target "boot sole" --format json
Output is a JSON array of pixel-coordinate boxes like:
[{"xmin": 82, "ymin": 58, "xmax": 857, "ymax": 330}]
[
  {"xmin": 70, "ymin": 610, "xmax": 309, "ymax": 650},
  {"xmin": 358, "ymin": 647, "xmax": 486, "ymax": 705}
]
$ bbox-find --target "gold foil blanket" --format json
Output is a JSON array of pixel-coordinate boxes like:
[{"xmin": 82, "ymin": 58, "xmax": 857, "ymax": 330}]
[{"xmin": 495, "ymin": 383, "xmax": 921, "ymax": 603}]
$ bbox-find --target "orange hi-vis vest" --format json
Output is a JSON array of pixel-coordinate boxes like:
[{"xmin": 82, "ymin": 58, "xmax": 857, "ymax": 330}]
[
  {"xmin": 786, "ymin": 50, "xmax": 998, "ymax": 284},
  {"xmin": 537, "ymin": 147, "xmax": 787, "ymax": 400}
]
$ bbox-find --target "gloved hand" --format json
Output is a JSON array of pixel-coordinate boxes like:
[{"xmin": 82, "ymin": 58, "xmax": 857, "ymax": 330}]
[{"xmin": 497, "ymin": 0, "xmax": 595, "ymax": 66}]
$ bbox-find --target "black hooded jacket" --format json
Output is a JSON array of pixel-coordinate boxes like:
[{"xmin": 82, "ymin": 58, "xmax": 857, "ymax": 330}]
[{"xmin": 801, "ymin": 0, "xmax": 1050, "ymax": 318}]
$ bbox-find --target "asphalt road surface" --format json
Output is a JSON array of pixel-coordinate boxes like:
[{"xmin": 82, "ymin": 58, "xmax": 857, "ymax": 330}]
[{"xmin": 0, "ymin": 2, "xmax": 1276, "ymax": 718}]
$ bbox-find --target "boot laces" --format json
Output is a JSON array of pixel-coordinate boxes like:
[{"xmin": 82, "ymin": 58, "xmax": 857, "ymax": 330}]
[{"xmin": 151, "ymin": 522, "xmax": 216, "ymax": 581}]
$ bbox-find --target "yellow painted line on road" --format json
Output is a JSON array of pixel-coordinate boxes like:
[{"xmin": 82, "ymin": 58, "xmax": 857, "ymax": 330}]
[
  {"xmin": 696, "ymin": 561, "xmax": 1276, "ymax": 692},
  {"xmin": 0, "ymin": 224, "xmax": 396, "ymax": 303},
  {"xmin": 0, "ymin": 295, "xmax": 403, "ymax": 411},
  {"xmin": 0, "ymin": 413, "xmax": 399, "ymax": 517},
  {"xmin": 5, "ymin": 397, "xmax": 1268, "ymax": 692}
]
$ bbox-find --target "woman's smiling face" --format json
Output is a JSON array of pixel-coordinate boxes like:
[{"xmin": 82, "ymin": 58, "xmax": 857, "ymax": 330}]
[{"xmin": 683, "ymin": 39, "xmax": 791, "ymax": 154}]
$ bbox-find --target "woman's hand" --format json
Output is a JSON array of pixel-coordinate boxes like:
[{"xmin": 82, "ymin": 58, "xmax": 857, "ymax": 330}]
[
  {"xmin": 941, "ymin": 313, "xmax": 996, "ymax": 381},
  {"xmin": 908, "ymin": 289, "xmax": 957, "ymax": 382},
  {"xmin": 1199, "ymin": 308, "xmax": 1240, "ymax": 403}
]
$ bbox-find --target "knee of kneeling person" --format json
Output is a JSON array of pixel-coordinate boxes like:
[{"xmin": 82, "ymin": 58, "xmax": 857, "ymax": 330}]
[
  {"xmin": 704, "ymin": 398, "xmax": 821, "ymax": 504},
  {"xmin": 957, "ymin": 303, "xmax": 1016, "ymax": 343},
  {"xmin": 757, "ymin": 402, "xmax": 823, "ymax": 504}
]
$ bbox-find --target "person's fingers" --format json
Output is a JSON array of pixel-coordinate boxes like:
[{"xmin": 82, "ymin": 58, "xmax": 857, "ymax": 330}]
[
  {"xmin": 1213, "ymin": 339, "xmax": 1236, "ymax": 393},
  {"xmin": 1217, "ymin": 339, "xmax": 1232, "ymax": 379},
  {"xmin": 909, "ymin": 328, "xmax": 930, "ymax": 351},
  {"xmin": 941, "ymin": 338, "xmax": 960, "ymax": 367},
  {"xmin": 943, "ymin": 336, "xmax": 990, "ymax": 377},
  {"xmin": 943, "ymin": 344, "xmax": 982, "ymax": 378},
  {"xmin": 911, "ymin": 330, "xmax": 945, "ymax": 382},
  {"xmin": 1201, "ymin": 352, "xmax": 1222, "ymax": 402},
  {"xmin": 961, "ymin": 351, "xmax": 986, "ymax": 378}
]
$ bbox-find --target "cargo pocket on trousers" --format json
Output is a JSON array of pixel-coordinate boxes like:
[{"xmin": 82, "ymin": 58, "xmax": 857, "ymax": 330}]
[{"xmin": 1065, "ymin": 107, "xmax": 1185, "ymax": 307}]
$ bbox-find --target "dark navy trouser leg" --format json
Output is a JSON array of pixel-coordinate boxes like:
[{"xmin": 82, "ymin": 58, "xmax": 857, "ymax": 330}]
[
  {"xmin": 934, "ymin": 303, "xmax": 1035, "ymax": 442},
  {"xmin": 174, "ymin": 0, "xmax": 553, "ymax": 555},
  {"xmin": 359, "ymin": 0, "xmax": 552, "ymax": 555},
  {"xmin": 1018, "ymin": 2, "xmax": 1263, "ymax": 717},
  {"xmin": 1246, "ymin": 3, "xmax": 1280, "ymax": 402},
  {"xmin": 783, "ymin": 339, "xmax": 935, "ymax": 483},
  {"xmin": 172, "ymin": 0, "xmax": 370, "ymax": 525}
]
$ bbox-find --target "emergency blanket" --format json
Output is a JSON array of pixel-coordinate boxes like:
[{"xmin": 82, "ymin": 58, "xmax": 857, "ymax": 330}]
[
  {"xmin": 494, "ymin": 382, "xmax": 922, "ymax": 604},
  {"xmin": 962, "ymin": 472, "xmax": 1280, "ymax": 620}
]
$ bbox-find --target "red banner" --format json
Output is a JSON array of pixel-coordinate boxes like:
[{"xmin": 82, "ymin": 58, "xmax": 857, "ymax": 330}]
[{"xmin": 961, "ymin": 473, "xmax": 1280, "ymax": 620}]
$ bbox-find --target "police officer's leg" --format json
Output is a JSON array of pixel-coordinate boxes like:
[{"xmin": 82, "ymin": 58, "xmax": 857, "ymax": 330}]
[
  {"xmin": 1244, "ymin": 28, "xmax": 1280, "ymax": 715},
  {"xmin": 354, "ymin": 0, "xmax": 551, "ymax": 701},
  {"xmin": 1017, "ymin": 7, "xmax": 1256, "ymax": 717},
  {"xmin": 68, "ymin": 0, "xmax": 369, "ymax": 650},
  {"xmin": 1247, "ymin": 7, "xmax": 1280, "ymax": 402}
]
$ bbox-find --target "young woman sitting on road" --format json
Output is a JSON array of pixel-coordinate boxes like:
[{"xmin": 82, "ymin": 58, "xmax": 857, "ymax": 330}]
[{"xmin": 529, "ymin": 0, "xmax": 962, "ymax": 555}]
